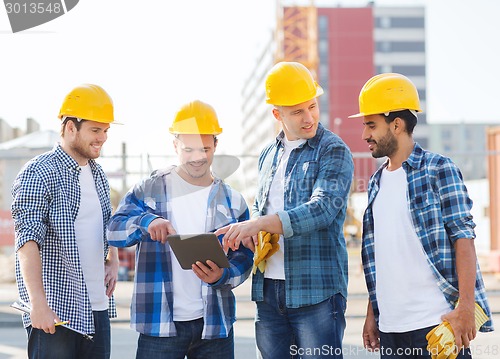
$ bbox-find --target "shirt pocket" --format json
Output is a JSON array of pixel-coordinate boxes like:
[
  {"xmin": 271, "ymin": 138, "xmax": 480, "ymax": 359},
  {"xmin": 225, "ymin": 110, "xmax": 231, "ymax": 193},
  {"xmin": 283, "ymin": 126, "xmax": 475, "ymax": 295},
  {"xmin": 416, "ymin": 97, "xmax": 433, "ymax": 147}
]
[
  {"xmin": 413, "ymin": 192, "xmax": 438, "ymax": 208},
  {"xmin": 288, "ymin": 161, "xmax": 319, "ymax": 202},
  {"xmin": 300, "ymin": 160, "xmax": 317, "ymax": 175},
  {"xmin": 412, "ymin": 192, "xmax": 441, "ymax": 233}
]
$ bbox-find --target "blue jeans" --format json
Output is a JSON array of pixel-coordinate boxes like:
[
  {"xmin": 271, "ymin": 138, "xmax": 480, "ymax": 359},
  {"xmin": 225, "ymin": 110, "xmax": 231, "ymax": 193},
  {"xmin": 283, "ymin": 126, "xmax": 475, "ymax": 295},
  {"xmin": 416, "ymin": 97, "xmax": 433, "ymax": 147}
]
[
  {"xmin": 379, "ymin": 326, "xmax": 472, "ymax": 358},
  {"xmin": 256, "ymin": 279, "xmax": 346, "ymax": 359},
  {"xmin": 136, "ymin": 317, "xmax": 234, "ymax": 359},
  {"xmin": 26, "ymin": 310, "xmax": 110, "ymax": 359}
]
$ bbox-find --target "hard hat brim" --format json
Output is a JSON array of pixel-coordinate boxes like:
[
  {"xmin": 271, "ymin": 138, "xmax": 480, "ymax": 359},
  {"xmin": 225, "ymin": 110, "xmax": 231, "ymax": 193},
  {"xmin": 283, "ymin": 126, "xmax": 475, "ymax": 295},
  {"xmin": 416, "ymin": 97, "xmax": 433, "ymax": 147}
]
[{"xmin": 348, "ymin": 113, "xmax": 364, "ymax": 119}]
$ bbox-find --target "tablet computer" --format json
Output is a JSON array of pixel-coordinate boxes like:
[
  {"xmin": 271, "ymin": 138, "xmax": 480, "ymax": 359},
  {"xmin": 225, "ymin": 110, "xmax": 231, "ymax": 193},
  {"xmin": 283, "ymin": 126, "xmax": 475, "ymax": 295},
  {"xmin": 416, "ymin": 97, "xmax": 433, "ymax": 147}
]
[{"xmin": 167, "ymin": 233, "xmax": 230, "ymax": 270}]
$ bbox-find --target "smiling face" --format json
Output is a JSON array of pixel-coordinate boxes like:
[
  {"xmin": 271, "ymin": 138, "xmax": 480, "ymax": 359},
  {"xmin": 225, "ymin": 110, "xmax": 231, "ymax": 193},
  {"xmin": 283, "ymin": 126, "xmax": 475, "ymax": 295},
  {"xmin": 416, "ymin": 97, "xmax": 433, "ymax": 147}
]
[
  {"xmin": 362, "ymin": 114, "xmax": 398, "ymax": 158},
  {"xmin": 62, "ymin": 119, "xmax": 109, "ymax": 165},
  {"xmin": 174, "ymin": 134, "xmax": 217, "ymax": 186},
  {"xmin": 273, "ymin": 98, "xmax": 320, "ymax": 141}
]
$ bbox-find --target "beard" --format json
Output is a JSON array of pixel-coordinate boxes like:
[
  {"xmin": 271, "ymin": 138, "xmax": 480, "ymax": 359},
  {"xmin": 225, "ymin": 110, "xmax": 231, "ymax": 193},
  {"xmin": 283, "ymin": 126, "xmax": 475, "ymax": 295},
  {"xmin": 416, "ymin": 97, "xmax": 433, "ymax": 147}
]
[
  {"xmin": 370, "ymin": 130, "xmax": 398, "ymax": 158},
  {"xmin": 71, "ymin": 136, "xmax": 102, "ymax": 161}
]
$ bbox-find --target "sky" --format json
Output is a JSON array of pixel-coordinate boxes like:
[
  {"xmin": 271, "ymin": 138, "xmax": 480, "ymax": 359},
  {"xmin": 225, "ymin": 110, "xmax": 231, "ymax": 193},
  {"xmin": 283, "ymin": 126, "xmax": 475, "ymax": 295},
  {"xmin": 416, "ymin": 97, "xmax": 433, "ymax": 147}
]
[
  {"xmin": 0, "ymin": 0, "xmax": 275, "ymax": 160},
  {"xmin": 1, "ymin": 0, "xmax": 500, "ymax": 164}
]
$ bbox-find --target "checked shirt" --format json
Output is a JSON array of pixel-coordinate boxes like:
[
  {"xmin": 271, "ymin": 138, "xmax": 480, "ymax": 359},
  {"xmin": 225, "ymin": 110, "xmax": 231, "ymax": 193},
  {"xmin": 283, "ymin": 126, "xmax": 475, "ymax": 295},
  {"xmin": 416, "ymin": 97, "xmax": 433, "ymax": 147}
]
[
  {"xmin": 251, "ymin": 123, "xmax": 354, "ymax": 307},
  {"xmin": 107, "ymin": 166, "xmax": 253, "ymax": 339},
  {"xmin": 12, "ymin": 144, "xmax": 116, "ymax": 335},
  {"xmin": 362, "ymin": 143, "xmax": 493, "ymax": 332}
]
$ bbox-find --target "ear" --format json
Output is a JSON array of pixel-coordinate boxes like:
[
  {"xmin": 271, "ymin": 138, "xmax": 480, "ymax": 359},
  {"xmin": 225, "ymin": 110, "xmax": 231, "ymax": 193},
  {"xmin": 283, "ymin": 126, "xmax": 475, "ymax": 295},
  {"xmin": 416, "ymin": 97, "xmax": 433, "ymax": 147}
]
[
  {"xmin": 393, "ymin": 117, "xmax": 403, "ymax": 134},
  {"xmin": 65, "ymin": 119, "xmax": 76, "ymax": 135},
  {"xmin": 272, "ymin": 107, "xmax": 282, "ymax": 122},
  {"xmin": 173, "ymin": 138, "xmax": 179, "ymax": 153}
]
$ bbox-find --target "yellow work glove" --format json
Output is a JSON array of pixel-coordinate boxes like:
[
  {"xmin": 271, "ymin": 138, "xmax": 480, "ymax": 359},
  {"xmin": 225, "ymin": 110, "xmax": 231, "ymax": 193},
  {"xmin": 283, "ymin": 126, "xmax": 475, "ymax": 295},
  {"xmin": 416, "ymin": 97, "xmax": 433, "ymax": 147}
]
[
  {"xmin": 426, "ymin": 302, "xmax": 489, "ymax": 359},
  {"xmin": 426, "ymin": 322, "xmax": 458, "ymax": 359},
  {"xmin": 252, "ymin": 231, "xmax": 280, "ymax": 274}
]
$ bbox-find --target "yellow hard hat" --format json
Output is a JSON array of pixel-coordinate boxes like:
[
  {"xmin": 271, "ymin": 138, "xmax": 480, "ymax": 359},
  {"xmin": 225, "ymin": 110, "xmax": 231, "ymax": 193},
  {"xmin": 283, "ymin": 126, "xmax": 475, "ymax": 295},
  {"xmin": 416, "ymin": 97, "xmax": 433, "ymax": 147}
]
[
  {"xmin": 265, "ymin": 61, "xmax": 324, "ymax": 106},
  {"xmin": 58, "ymin": 84, "xmax": 114, "ymax": 123},
  {"xmin": 169, "ymin": 100, "xmax": 222, "ymax": 135},
  {"xmin": 349, "ymin": 73, "xmax": 422, "ymax": 118}
]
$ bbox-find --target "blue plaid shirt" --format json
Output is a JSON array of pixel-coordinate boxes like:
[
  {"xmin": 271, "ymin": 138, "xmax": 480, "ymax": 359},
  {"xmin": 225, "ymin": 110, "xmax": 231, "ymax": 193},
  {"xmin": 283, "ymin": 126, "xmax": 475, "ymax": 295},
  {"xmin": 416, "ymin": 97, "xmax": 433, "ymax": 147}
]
[
  {"xmin": 107, "ymin": 166, "xmax": 253, "ymax": 339},
  {"xmin": 12, "ymin": 144, "xmax": 116, "ymax": 335},
  {"xmin": 362, "ymin": 143, "xmax": 493, "ymax": 332},
  {"xmin": 251, "ymin": 124, "xmax": 354, "ymax": 307}
]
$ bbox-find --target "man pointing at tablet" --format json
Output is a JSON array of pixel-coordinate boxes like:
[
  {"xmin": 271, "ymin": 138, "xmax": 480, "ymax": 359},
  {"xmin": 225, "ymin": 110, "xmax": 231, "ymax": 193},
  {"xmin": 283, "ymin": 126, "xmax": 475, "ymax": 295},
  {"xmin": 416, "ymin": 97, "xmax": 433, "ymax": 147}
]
[{"xmin": 107, "ymin": 100, "xmax": 253, "ymax": 359}]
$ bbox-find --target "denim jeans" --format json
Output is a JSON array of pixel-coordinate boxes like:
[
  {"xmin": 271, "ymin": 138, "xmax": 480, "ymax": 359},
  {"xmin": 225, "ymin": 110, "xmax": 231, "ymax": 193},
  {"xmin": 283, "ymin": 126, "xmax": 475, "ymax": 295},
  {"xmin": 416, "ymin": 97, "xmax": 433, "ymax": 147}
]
[
  {"xmin": 379, "ymin": 326, "xmax": 472, "ymax": 359},
  {"xmin": 26, "ymin": 310, "xmax": 110, "ymax": 359},
  {"xmin": 256, "ymin": 279, "xmax": 346, "ymax": 359},
  {"xmin": 136, "ymin": 317, "xmax": 234, "ymax": 359}
]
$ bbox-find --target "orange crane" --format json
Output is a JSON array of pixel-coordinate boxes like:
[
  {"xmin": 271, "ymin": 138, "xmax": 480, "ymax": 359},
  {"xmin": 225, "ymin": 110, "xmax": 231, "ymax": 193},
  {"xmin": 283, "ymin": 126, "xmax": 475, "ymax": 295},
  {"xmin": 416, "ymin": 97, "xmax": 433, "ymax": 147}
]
[{"xmin": 275, "ymin": 0, "xmax": 318, "ymax": 77}]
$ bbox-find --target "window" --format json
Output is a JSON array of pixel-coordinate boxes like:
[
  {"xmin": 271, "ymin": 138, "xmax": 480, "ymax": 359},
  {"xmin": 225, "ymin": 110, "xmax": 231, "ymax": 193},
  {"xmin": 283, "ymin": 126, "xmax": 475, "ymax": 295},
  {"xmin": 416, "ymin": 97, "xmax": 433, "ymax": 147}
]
[
  {"xmin": 376, "ymin": 41, "xmax": 425, "ymax": 52},
  {"xmin": 387, "ymin": 17, "xmax": 424, "ymax": 28},
  {"xmin": 375, "ymin": 17, "xmax": 391, "ymax": 28},
  {"xmin": 392, "ymin": 65, "xmax": 426, "ymax": 76},
  {"xmin": 418, "ymin": 89, "xmax": 426, "ymax": 101},
  {"xmin": 318, "ymin": 15, "xmax": 328, "ymax": 33}
]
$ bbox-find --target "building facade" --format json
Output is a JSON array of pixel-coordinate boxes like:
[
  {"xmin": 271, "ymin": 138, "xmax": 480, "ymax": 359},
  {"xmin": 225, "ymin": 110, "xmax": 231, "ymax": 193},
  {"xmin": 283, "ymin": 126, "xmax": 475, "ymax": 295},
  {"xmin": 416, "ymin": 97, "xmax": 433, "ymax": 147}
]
[
  {"xmin": 241, "ymin": 4, "xmax": 427, "ymax": 197},
  {"xmin": 426, "ymin": 122, "xmax": 492, "ymax": 181}
]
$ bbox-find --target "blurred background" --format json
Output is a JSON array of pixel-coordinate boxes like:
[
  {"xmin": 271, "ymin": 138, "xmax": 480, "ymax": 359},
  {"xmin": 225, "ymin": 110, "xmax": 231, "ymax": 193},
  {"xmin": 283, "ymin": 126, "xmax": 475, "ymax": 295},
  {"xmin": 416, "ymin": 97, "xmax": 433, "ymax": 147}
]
[{"xmin": 1, "ymin": 1, "xmax": 500, "ymax": 358}]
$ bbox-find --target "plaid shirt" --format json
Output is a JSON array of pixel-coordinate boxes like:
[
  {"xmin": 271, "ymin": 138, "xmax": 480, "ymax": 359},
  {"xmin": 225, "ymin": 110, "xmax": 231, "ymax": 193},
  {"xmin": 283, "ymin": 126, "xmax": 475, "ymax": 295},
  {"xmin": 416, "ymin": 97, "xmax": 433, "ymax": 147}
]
[
  {"xmin": 362, "ymin": 143, "xmax": 493, "ymax": 332},
  {"xmin": 107, "ymin": 166, "xmax": 253, "ymax": 339},
  {"xmin": 251, "ymin": 124, "xmax": 354, "ymax": 307},
  {"xmin": 12, "ymin": 144, "xmax": 116, "ymax": 335}
]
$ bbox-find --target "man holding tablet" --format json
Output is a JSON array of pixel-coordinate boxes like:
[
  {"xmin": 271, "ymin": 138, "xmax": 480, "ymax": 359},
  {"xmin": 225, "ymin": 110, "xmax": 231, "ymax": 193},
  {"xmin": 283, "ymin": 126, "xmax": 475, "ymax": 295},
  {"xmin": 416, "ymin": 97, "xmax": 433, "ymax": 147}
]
[{"xmin": 107, "ymin": 100, "xmax": 253, "ymax": 359}]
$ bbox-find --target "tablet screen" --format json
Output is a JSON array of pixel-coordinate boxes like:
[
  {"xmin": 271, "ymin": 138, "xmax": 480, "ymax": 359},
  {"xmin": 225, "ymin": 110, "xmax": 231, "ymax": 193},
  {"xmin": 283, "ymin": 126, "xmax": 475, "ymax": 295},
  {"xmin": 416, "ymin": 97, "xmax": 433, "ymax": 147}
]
[{"xmin": 167, "ymin": 233, "xmax": 230, "ymax": 270}]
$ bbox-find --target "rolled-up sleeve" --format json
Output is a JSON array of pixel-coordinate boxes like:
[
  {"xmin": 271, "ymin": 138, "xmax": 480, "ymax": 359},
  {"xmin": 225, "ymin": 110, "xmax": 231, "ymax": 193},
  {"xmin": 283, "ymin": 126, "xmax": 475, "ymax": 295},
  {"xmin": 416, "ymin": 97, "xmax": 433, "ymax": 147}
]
[
  {"xmin": 107, "ymin": 181, "xmax": 161, "ymax": 247},
  {"xmin": 437, "ymin": 159, "xmax": 476, "ymax": 243},
  {"xmin": 12, "ymin": 168, "xmax": 49, "ymax": 251}
]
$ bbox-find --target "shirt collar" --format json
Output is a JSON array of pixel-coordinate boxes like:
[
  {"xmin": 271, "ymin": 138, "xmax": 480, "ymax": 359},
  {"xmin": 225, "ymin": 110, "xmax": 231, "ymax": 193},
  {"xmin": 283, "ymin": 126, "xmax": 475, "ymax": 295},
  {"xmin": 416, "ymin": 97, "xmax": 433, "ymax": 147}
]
[
  {"xmin": 372, "ymin": 142, "xmax": 424, "ymax": 183},
  {"xmin": 403, "ymin": 142, "xmax": 425, "ymax": 170},
  {"xmin": 54, "ymin": 143, "xmax": 96, "ymax": 172}
]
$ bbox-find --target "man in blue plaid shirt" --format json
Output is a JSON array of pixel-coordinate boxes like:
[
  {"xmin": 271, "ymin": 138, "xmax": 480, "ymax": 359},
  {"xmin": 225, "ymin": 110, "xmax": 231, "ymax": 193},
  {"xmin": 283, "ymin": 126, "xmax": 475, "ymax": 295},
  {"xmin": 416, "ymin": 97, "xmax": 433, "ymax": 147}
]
[
  {"xmin": 349, "ymin": 73, "xmax": 493, "ymax": 358},
  {"xmin": 107, "ymin": 100, "xmax": 253, "ymax": 359},
  {"xmin": 217, "ymin": 62, "xmax": 354, "ymax": 358},
  {"xmin": 12, "ymin": 84, "xmax": 119, "ymax": 359}
]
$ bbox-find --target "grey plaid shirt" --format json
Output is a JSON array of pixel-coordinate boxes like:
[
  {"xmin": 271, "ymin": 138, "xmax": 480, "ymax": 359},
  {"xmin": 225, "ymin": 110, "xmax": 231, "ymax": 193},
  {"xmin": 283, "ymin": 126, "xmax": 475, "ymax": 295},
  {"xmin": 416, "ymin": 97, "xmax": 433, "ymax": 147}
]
[{"xmin": 251, "ymin": 124, "xmax": 354, "ymax": 307}]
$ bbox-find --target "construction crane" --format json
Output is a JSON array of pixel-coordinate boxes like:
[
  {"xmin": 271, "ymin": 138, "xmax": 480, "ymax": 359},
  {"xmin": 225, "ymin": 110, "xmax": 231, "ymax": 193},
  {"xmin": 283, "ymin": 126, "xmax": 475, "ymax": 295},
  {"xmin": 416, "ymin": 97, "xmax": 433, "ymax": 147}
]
[{"xmin": 275, "ymin": 0, "xmax": 318, "ymax": 77}]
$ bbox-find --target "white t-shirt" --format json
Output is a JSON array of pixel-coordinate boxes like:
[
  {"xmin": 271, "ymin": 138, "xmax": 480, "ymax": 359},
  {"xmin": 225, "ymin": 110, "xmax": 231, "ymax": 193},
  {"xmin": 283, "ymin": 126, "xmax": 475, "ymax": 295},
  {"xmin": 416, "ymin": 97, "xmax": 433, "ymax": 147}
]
[
  {"xmin": 75, "ymin": 165, "xmax": 108, "ymax": 311},
  {"xmin": 169, "ymin": 170, "xmax": 212, "ymax": 321},
  {"xmin": 264, "ymin": 137, "xmax": 306, "ymax": 279},
  {"xmin": 373, "ymin": 167, "xmax": 450, "ymax": 332}
]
